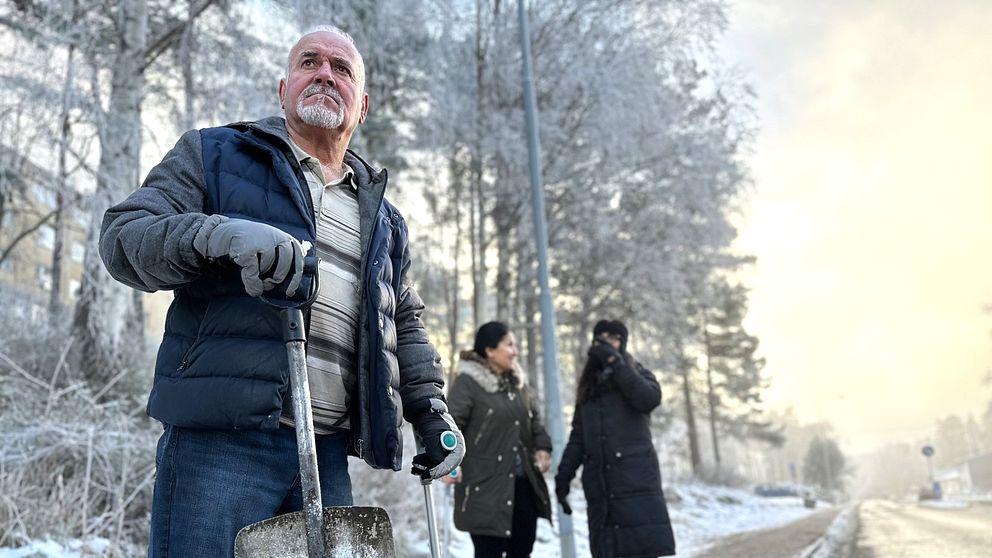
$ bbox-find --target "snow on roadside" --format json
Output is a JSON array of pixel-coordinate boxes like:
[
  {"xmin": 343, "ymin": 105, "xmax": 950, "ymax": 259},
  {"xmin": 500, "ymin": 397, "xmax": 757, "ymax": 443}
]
[
  {"xmin": 2, "ymin": 481, "xmax": 825, "ymax": 557},
  {"xmin": 668, "ymin": 481, "xmax": 827, "ymax": 558},
  {"xmin": 918, "ymin": 499, "xmax": 971, "ymax": 510},
  {"xmin": 422, "ymin": 479, "xmax": 825, "ymax": 557},
  {"xmin": 799, "ymin": 506, "xmax": 857, "ymax": 558},
  {"xmin": 0, "ymin": 538, "xmax": 110, "ymax": 558}
]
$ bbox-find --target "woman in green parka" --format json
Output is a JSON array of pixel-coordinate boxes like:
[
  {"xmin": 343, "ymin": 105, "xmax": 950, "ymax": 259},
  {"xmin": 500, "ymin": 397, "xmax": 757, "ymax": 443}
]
[{"xmin": 444, "ymin": 321, "xmax": 553, "ymax": 557}]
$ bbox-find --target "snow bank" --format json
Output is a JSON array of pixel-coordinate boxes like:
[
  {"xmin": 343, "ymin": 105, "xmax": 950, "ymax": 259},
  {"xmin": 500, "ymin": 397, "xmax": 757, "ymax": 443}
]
[
  {"xmin": 0, "ymin": 538, "xmax": 110, "ymax": 558},
  {"xmin": 797, "ymin": 505, "xmax": 858, "ymax": 558},
  {"xmin": 918, "ymin": 499, "xmax": 970, "ymax": 510}
]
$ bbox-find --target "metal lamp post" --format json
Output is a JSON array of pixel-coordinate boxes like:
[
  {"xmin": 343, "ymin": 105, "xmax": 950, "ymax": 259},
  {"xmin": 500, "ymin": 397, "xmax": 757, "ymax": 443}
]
[{"xmin": 517, "ymin": 1, "xmax": 575, "ymax": 556}]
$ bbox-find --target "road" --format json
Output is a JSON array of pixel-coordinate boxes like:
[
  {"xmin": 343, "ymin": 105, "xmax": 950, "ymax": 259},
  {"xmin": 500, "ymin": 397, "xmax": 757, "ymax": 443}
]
[
  {"xmin": 853, "ymin": 499, "xmax": 992, "ymax": 558},
  {"xmin": 692, "ymin": 508, "xmax": 841, "ymax": 558}
]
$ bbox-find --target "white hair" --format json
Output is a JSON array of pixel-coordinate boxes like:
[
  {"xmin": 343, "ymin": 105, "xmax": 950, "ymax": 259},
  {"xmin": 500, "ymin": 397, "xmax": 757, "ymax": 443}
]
[{"xmin": 302, "ymin": 25, "xmax": 357, "ymax": 48}]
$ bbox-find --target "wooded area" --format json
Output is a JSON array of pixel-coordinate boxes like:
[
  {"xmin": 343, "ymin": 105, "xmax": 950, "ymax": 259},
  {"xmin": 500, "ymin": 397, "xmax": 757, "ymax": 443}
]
[{"xmin": 0, "ymin": 0, "xmax": 794, "ymax": 553}]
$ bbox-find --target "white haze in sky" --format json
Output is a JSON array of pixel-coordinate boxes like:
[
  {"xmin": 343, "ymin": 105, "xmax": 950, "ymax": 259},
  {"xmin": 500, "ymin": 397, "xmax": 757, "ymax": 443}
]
[{"xmin": 721, "ymin": 0, "xmax": 992, "ymax": 453}]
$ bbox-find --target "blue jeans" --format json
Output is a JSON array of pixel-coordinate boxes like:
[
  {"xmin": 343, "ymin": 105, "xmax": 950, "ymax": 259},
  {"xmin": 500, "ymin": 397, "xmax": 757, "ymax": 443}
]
[{"xmin": 149, "ymin": 424, "xmax": 352, "ymax": 557}]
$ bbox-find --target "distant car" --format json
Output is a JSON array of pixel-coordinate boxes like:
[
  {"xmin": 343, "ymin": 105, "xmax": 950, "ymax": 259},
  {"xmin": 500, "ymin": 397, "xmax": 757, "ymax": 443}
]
[
  {"xmin": 918, "ymin": 486, "xmax": 939, "ymax": 501},
  {"xmin": 754, "ymin": 483, "xmax": 802, "ymax": 497}
]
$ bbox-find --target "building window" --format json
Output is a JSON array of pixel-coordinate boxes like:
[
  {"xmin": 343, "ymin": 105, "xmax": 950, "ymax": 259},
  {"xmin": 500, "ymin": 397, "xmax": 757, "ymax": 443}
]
[
  {"xmin": 36, "ymin": 265, "xmax": 52, "ymax": 292},
  {"xmin": 68, "ymin": 279, "xmax": 81, "ymax": 301},
  {"xmin": 70, "ymin": 241, "xmax": 85, "ymax": 263},
  {"xmin": 31, "ymin": 184, "xmax": 57, "ymax": 209},
  {"xmin": 38, "ymin": 224, "xmax": 55, "ymax": 250},
  {"xmin": 72, "ymin": 211, "xmax": 89, "ymax": 230}
]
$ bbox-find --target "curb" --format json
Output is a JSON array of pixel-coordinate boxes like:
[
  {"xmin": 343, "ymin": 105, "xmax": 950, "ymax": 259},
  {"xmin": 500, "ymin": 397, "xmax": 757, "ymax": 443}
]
[{"xmin": 797, "ymin": 504, "xmax": 859, "ymax": 558}]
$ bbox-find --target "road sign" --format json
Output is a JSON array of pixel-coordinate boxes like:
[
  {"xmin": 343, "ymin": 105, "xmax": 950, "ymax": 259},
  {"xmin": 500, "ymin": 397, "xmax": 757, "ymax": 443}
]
[{"xmin": 922, "ymin": 445, "xmax": 934, "ymax": 457}]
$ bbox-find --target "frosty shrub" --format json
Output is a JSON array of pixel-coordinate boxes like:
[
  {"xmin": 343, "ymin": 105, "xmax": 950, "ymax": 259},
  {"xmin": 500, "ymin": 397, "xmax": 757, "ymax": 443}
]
[
  {"xmin": 698, "ymin": 465, "xmax": 749, "ymax": 488},
  {"xmin": 0, "ymin": 285, "xmax": 158, "ymax": 555}
]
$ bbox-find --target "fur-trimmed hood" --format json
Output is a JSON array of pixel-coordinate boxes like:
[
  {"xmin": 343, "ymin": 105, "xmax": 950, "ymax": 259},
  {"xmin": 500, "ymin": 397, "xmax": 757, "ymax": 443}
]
[{"xmin": 455, "ymin": 350, "xmax": 526, "ymax": 393}]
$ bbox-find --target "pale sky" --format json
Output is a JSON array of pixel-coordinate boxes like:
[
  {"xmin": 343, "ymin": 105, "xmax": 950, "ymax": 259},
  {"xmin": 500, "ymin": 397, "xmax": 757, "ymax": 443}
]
[{"xmin": 721, "ymin": 0, "xmax": 992, "ymax": 453}]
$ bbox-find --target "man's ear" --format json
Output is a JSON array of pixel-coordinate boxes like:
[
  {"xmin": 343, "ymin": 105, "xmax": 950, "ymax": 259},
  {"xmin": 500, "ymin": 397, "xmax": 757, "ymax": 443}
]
[
  {"xmin": 358, "ymin": 93, "xmax": 369, "ymax": 124},
  {"xmin": 278, "ymin": 79, "xmax": 286, "ymax": 109}
]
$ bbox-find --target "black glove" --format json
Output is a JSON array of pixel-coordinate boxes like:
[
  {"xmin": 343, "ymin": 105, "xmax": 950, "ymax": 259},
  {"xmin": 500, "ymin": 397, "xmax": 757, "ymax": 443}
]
[
  {"xmin": 588, "ymin": 342, "xmax": 623, "ymax": 367},
  {"xmin": 193, "ymin": 216, "xmax": 304, "ymax": 297},
  {"xmin": 410, "ymin": 399, "xmax": 466, "ymax": 480},
  {"xmin": 556, "ymin": 483, "xmax": 572, "ymax": 515}
]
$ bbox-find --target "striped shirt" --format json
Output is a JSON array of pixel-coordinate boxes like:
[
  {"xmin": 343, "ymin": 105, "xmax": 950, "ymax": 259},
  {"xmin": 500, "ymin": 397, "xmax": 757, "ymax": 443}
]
[{"xmin": 282, "ymin": 139, "xmax": 361, "ymax": 434}]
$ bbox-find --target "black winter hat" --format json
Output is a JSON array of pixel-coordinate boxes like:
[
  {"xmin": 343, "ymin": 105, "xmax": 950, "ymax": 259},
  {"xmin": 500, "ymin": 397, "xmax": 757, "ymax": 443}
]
[
  {"xmin": 592, "ymin": 320, "xmax": 613, "ymax": 338},
  {"xmin": 592, "ymin": 319, "xmax": 628, "ymax": 346}
]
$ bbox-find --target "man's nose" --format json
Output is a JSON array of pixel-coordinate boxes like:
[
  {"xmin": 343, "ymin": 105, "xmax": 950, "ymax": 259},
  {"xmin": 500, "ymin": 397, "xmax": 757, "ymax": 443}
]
[{"xmin": 313, "ymin": 61, "xmax": 335, "ymax": 85}]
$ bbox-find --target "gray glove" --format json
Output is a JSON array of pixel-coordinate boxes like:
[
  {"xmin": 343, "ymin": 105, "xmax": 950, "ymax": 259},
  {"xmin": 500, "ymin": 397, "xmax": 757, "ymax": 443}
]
[{"xmin": 193, "ymin": 216, "xmax": 304, "ymax": 297}]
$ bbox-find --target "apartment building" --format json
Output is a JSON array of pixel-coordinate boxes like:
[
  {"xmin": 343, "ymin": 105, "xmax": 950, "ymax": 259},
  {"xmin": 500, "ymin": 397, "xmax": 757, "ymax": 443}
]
[
  {"xmin": 0, "ymin": 147, "xmax": 87, "ymax": 310},
  {"xmin": 0, "ymin": 146, "xmax": 170, "ymax": 336}
]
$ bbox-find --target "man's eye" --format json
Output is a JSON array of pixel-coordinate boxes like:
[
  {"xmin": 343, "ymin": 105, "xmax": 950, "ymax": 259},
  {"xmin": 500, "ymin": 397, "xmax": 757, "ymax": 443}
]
[
  {"xmin": 302, "ymin": 60, "xmax": 315, "ymax": 67},
  {"xmin": 336, "ymin": 65, "xmax": 352, "ymax": 76}
]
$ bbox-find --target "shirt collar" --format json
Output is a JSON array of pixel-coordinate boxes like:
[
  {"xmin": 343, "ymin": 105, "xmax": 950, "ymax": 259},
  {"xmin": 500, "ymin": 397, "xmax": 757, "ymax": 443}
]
[{"xmin": 287, "ymin": 137, "xmax": 356, "ymax": 191}]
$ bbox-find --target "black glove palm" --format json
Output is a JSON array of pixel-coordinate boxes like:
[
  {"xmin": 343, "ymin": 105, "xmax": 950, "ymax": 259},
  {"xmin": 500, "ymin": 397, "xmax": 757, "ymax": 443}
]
[
  {"xmin": 410, "ymin": 399, "xmax": 466, "ymax": 480},
  {"xmin": 413, "ymin": 414, "xmax": 454, "ymax": 466},
  {"xmin": 556, "ymin": 483, "xmax": 572, "ymax": 515},
  {"xmin": 588, "ymin": 342, "xmax": 623, "ymax": 367}
]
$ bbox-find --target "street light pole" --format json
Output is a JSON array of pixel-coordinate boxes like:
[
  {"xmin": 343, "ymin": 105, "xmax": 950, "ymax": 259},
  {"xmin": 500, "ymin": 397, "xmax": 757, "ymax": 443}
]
[{"xmin": 517, "ymin": 1, "xmax": 575, "ymax": 557}]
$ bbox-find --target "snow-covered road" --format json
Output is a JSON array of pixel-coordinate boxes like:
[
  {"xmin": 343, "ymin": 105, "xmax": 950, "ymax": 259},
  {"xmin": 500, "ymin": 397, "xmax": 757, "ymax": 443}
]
[{"xmin": 852, "ymin": 500, "xmax": 992, "ymax": 558}]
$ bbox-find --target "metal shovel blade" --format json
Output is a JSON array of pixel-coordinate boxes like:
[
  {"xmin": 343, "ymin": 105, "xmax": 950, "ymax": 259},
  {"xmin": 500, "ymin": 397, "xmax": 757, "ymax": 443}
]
[{"xmin": 234, "ymin": 506, "xmax": 395, "ymax": 558}]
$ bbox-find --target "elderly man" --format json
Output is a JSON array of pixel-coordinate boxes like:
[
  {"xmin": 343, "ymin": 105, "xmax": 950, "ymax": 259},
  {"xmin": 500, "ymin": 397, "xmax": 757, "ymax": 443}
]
[{"xmin": 100, "ymin": 25, "xmax": 463, "ymax": 556}]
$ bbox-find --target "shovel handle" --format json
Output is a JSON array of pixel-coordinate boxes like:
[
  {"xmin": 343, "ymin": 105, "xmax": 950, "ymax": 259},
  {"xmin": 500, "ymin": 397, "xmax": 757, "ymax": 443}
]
[
  {"xmin": 265, "ymin": 257, "xmax": 325, "ymax": 557},
  {"xmin": 285, "ymin": 322, "xmax": 324, "ymax": 558},
  {"xmin": 259, "ymin": 255, "xmax": 320, "ymax": 313}
]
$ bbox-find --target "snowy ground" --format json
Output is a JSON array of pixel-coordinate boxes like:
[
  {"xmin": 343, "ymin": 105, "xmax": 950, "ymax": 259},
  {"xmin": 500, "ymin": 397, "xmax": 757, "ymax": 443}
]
[
  {"xmin": 407, "ymin": 479, "xmax": 828, "ymax": 558},
  {"xmin": 0, "ymin": 538, "xmax": 111, "ymax": 558},
  {"xmin": 0, "ymin": 481, "xmax": 828, "ymax": 557}
]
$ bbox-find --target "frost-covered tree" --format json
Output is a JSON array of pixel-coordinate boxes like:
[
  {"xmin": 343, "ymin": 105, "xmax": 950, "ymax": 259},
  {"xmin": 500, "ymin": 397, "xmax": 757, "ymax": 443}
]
[
  {"xmin": 402, "ymin": 1, "xmax": 760, "ymax": 480},
  {"xmin": 802, "ymin": 435, "xmax": 846, "ymax": 493},
  {"xmin": 702, "ymin": 279, "xmax": 782, "ymax": 466},
  {"xmin": 2, "ymin": 0, "xmax": 232, "ymax": 394},
  {"xmin": 933, "ymin": 414, "xmax": 977, "ymax": 468}
]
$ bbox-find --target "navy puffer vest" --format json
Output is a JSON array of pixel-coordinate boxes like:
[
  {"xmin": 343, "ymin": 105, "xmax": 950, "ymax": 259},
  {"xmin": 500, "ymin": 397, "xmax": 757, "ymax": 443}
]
[{"xmin": 147, "ymin": 122, "xmax": 407, "ymax": 470}]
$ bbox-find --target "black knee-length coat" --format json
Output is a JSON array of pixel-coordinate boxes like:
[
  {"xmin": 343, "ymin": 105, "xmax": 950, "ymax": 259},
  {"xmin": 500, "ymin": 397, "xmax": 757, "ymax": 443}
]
[{"xmin": 555, "ymin": 356, "xmax": 676, "ymax": 557}]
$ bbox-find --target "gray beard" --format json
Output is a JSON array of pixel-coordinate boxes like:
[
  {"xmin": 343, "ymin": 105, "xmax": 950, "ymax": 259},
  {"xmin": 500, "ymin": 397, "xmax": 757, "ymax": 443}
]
[{"xmin": 297, "ymin": 101, "xmax": 344, "ymax": 129}]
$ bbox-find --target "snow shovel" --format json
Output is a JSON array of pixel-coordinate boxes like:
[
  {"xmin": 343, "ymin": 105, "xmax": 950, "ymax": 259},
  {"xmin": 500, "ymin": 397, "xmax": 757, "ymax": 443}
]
[{"xmin": 234, "ymin": 258, "xmax": 395, "ymax": 558}]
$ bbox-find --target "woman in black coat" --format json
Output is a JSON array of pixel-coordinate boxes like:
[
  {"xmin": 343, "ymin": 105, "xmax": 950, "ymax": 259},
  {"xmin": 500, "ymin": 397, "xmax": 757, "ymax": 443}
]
[{"xmin": 555, "ymin": 320, "xmax": 676, "ymax": 558}]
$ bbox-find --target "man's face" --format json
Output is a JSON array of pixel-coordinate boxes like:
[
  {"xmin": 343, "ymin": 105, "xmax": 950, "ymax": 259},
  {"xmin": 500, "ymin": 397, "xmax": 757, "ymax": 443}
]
[{"xmin": 279, "ymin": 31, "xmax": 368, "ymax": 136}]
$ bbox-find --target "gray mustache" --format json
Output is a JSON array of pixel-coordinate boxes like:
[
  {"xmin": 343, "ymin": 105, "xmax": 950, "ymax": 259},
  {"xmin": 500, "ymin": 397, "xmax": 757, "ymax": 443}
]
[{"xmin": 303, "ymin": 85, "xmax": 342, "ymax": 102}]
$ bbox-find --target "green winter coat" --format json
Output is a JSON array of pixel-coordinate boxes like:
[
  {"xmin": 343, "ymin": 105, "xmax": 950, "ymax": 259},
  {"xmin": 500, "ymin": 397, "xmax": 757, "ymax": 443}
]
[{"xmin": 448, "ymin": 351, "xmax": 552, "ymax": 537}]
